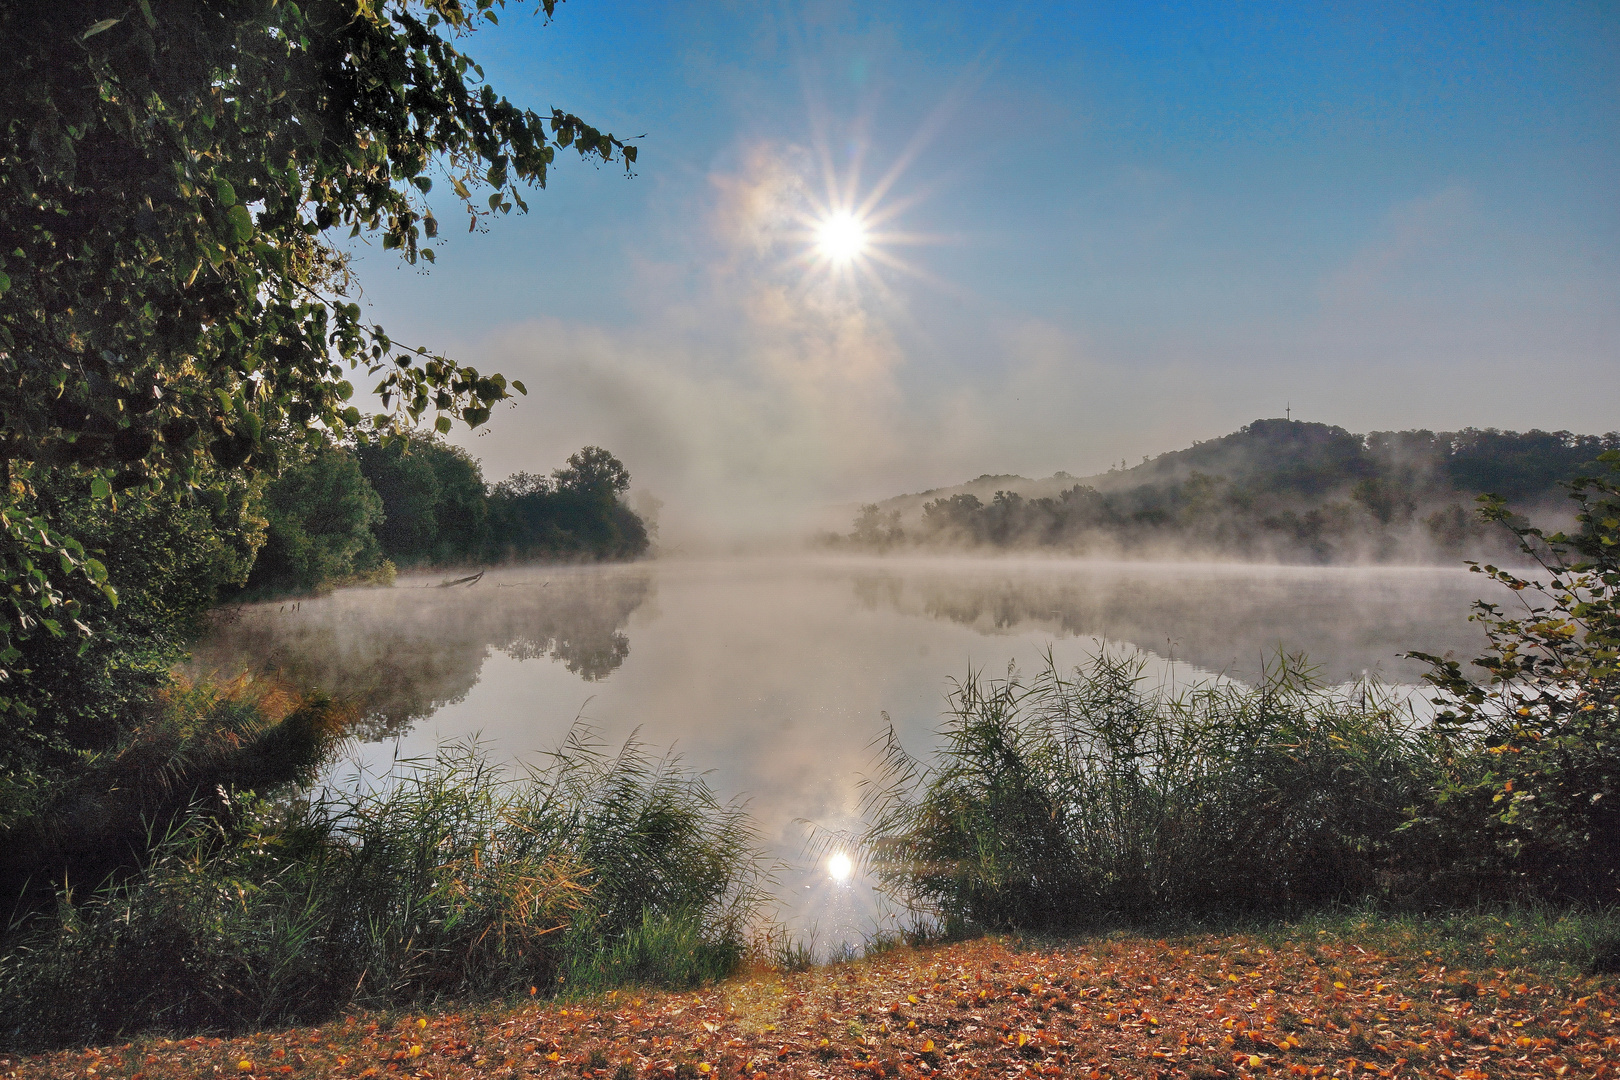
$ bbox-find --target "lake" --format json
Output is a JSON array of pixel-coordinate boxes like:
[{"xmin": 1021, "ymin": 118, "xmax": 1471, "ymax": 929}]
[{"xmin": 188, "ymin": 556, "xmax": 1503, "ymax": 946}]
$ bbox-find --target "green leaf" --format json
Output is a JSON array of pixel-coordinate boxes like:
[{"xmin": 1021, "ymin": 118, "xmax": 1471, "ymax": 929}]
[
  {"xmin": 89, "ymin": 477, "xmax": 112, "ymax": 501},
  {"xmin": 435, "ymin": 415, "xmax": 452, "ymax": 434},
  {"xmin": 81, "ymin": 17, "xmax": 120, "ymax": 39},
  {"xmin": 227, "ymin": 204, "xmax": 254, "ymax": 244},
  {"xmin": 512, "ymin": 380, "xmax": 527, "ymax": 395}
]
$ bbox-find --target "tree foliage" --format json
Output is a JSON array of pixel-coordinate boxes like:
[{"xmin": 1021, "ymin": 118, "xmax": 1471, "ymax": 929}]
[
  {"xmin": 0, "ymin": 0, "xmax": 634, "ymax": 686},
  {"xmin": 835, "ymin": 422, "xmax": 1620, "ymax": 563},
  {"xmin": 0, "ymin": 470, "xmax": 264, "ymax": 784},
  {"xmin": 487, "ymin": 447, "xmax": 647, "ymax": 562},
  {"xmin": 1411, "ymin": 451, "xmax": 1620, "ymax": 900},
  {"xmin": 353, "ymin": 433, "xmax": 488, "ymax": 566},
  {"xmin": 244, "ymin": 443, "xmax": 389, "ymax": 597}
]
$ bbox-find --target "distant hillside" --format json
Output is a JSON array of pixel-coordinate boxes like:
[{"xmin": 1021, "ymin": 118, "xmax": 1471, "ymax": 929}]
[{"xmin": 830, "ymin": 420, "xmax": 1618, "ymax": 564}]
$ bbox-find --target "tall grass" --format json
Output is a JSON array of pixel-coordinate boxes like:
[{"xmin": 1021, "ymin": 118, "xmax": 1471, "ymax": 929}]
[
  {"xmin": 857, "ymin": 650, "xmax": 1437, "ymax": 932},
  {"xmin": 0, "ymin": 731, "xmax": 769, "ymax": 1050}
]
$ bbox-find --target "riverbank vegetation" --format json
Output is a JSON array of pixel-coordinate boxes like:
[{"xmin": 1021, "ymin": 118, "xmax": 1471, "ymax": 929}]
[
  {"xmin": 1, "ymin": 458, "xmax": 1616, "ymax": 1054},
  {"xmin": 2, "ymin": 0, "xmax": 670, "ymax": 1053},
  {"xmin": 831, "ymin": 421, "xmax": 1620, "ymax": 563},
  {"xmin": 0, "ymin": 733, "xmax": 767, "ymax": 1050},
  {"xmin": 0, "ymin": 440, "xmax": 647, "ymax": 830},
  {"xmin": 852, "ymin": 454, "xmax": 1620, "ymax": 929}
]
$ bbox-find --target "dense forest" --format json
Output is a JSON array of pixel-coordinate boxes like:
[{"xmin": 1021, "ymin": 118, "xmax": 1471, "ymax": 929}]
[
  {"xmin": 246, "ymin": 438, "xmax": 650, "ymax": 596},
  {"xmin": 832, "ymin": 420, "xmax": 1619, "ymax": 562}
]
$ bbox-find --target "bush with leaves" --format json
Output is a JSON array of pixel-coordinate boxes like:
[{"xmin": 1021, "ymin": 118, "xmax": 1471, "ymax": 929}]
[
  {"xmin": 1410, "ymin": 450, "xmax": 1620, "ymax": 902},
  {"xmin": 0, "ymin": 470, "xmax": 265, "ymax": 799}
]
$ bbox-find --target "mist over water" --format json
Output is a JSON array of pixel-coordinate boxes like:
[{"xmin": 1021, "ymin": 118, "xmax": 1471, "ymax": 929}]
[{"xmin": 190, "ymin": 556, "xmax": 1504, "ymax": 946}]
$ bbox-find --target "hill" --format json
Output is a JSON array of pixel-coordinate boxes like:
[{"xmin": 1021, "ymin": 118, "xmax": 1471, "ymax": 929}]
[{"xmin": 834, "ymin": 420, "xmax": 1618, "ymax": 563}]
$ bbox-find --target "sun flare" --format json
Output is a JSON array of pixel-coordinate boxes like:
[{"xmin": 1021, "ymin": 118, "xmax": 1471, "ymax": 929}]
[
  {"xmin": 817, "ymin": 213, "xmax": 868, "ymax": 263},
  {"xmin": 827, "ymin": 851, "xmax": 853, "ymax": 882}
]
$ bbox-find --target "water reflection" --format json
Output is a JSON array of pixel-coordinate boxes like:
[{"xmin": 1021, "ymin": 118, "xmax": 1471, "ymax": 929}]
[
  {"xmin": 187, "ymin": 557, "xmax": 1502, "ymax": 945},
  {"xmin": 188, "ymin": 566, "xmax": 653, "ymax": 738},
  {"xmin": 851, "ymin": 561, "xmax": 1494, "ymax": 684}
]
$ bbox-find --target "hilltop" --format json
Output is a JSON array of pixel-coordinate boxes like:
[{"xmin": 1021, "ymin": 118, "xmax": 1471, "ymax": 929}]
[{"xmin": 834, "ymin": 420, "xmax": 1618, "ymax": 563}]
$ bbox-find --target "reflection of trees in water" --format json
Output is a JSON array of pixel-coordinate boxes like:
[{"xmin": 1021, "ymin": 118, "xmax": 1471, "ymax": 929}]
[
  {"xmin": 853, "ymin": 567, "xmax": 1493, "ymax": 684},
  {"xmin": 188, "ymin": 570, "xmax": 652, "ymax": 740},
  {"xmin": 503, "ymin": 629, "xmax": 630, "ymax": 680}
]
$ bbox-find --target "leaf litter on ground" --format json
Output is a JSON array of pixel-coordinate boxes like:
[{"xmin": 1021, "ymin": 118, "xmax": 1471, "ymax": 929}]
[{"xmin": 4, "ymin": 925, "xmax": 1618, "ymax": 1080}]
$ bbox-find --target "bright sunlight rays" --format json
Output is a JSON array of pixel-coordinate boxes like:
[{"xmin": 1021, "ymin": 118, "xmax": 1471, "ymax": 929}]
[
  {"xmin": 816, "ymin": 212, "xmax": 869, "ymax": 264},
  {"xmin": 827, "ymin": 851, "xmax": 853, "ymax": 882},
  {"xmin": 788, "ymin": 132, "xmax": 947, "ymax": 294}
]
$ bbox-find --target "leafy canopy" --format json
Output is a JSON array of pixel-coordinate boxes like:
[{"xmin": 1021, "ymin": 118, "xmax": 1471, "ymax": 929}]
[
  {"xmin": 0, "ymin": 0, "xmax": 633, "ymax": 671},
  {"xmin": 1412, "ymin": 451, "xmax": 1620, "ymax": 899}
]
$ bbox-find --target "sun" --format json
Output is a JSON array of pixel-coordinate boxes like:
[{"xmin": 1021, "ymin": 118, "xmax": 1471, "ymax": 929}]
[
  {"xmin": 817, "ymin": 212, "xmax": 868, "ymax": 264},
  {"xmin": 827, "ymin": 851, "xmax": 853, "ymax": 882}
]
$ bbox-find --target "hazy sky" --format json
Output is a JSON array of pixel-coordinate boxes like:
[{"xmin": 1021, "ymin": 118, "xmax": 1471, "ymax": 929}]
[{"xmin": 349, "ymin": 1, "xmax": 1619, "ymax": 536}]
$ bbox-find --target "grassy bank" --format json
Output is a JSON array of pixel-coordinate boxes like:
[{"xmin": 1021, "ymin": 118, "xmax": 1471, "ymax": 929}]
[
  {"xmin": 0, "ymin": 732, "xmax": 769, "ymax": 1051},
  {"xmin": 3, "ymin": 913, "xmax": 1618, "ymax": 1079},
  {"xmin": 853, "ymin": 645, "xmax": 1617, "ymax": 934}
]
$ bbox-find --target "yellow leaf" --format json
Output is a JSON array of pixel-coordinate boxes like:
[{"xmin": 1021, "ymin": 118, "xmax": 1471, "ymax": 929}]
[
  {"xmin": 698, "ymin": 1064, "xmax": 711, "ymax": 1074},
  {"xmin": 237, "ymin": 1062, "xmax": 253, "ymax": 1074},
  {"xmin": 908, "ymin": 994, "xmax": 919, "ymax": 1004},
  {"xmin": 1229, "ymin": 974, "xmax": 1241, "ymax": 982},
  {"xmin": 922, "ymin": 1040, "xmax": 935, "ymax": 1052},
  {"xmin": 1334, "ymin": 982, "xmax": 1347, "ymax": 989},
  {"xmin": 408, "ymin": 1045, "xmax": 422, "ymax": 1058},
  {"xmin": 416, "ymin": 1018, "xmax": 427, "ymax": 1029},
  {"xmin": 545, "ymin": 1052, "xmax": 559, "ymax": 1063},
  {"xmin": 1249, "ymin": 1055, "xmax": 1264, "ymax": 1067},
  {"xmin": 1018, "ymin": 1033, "xmax": 1031, "ymax": 1047}
]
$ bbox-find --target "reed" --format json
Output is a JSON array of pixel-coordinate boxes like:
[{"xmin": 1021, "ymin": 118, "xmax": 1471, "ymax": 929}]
[
  {"xmin": 0, "ymin": 731, "xmax": 769, "ymax": 1050},
  {"xmin": 857, "ymin": 650, "xmax": 1435, "ymax": 931}
]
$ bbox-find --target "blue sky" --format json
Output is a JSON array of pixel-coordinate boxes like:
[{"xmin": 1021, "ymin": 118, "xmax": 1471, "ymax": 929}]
[{"xmin": 351, "ymin": 1, "xmax": 1619, "ymax": 535}]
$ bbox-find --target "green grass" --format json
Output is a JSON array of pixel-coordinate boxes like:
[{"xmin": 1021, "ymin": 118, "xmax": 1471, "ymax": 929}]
[
  {"xmin": 0, "ymin": 730, "xmax": 770, "ymax": 1051},
  {"xmin": 857, "ymin": 649, "xmax": 1437, "ymax": 931},
  {"xmin": 1262, "ymin": 904, "xmax": 1620, "ymax": 981}
]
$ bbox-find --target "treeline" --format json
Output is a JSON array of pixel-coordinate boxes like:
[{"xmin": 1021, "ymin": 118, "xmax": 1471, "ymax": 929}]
[
  {"xmin": 245, "ymin": 439, "xmax": 649, "ymax": 597},
  {"xmin": 0, "ymin": 439, "xmax": 647, "ymax": 838},
  {"xmin": 857, "ymin": 458, "xmax": 1620, "ymax": 927},
  {"xmin": 834, "ymin": 421, "xmax": 1620, "ymax": 562}
]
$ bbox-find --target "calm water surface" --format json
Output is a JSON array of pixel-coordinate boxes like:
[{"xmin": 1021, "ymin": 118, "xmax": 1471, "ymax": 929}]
[{"xmin": 189, "ymin": 556, "xmax": 1502, "ymax": 942}]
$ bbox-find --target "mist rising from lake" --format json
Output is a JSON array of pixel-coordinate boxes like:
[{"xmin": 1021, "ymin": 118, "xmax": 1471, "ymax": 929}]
[{"xmin": 189, "ymin": 556, "xmax": 1503, "ymax": 943}]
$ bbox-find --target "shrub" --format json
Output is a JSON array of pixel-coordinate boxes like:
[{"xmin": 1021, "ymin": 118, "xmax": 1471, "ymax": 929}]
[{"xmin": 1409, "ymin": 451, "xmax": 1620, "ymax": 902}]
